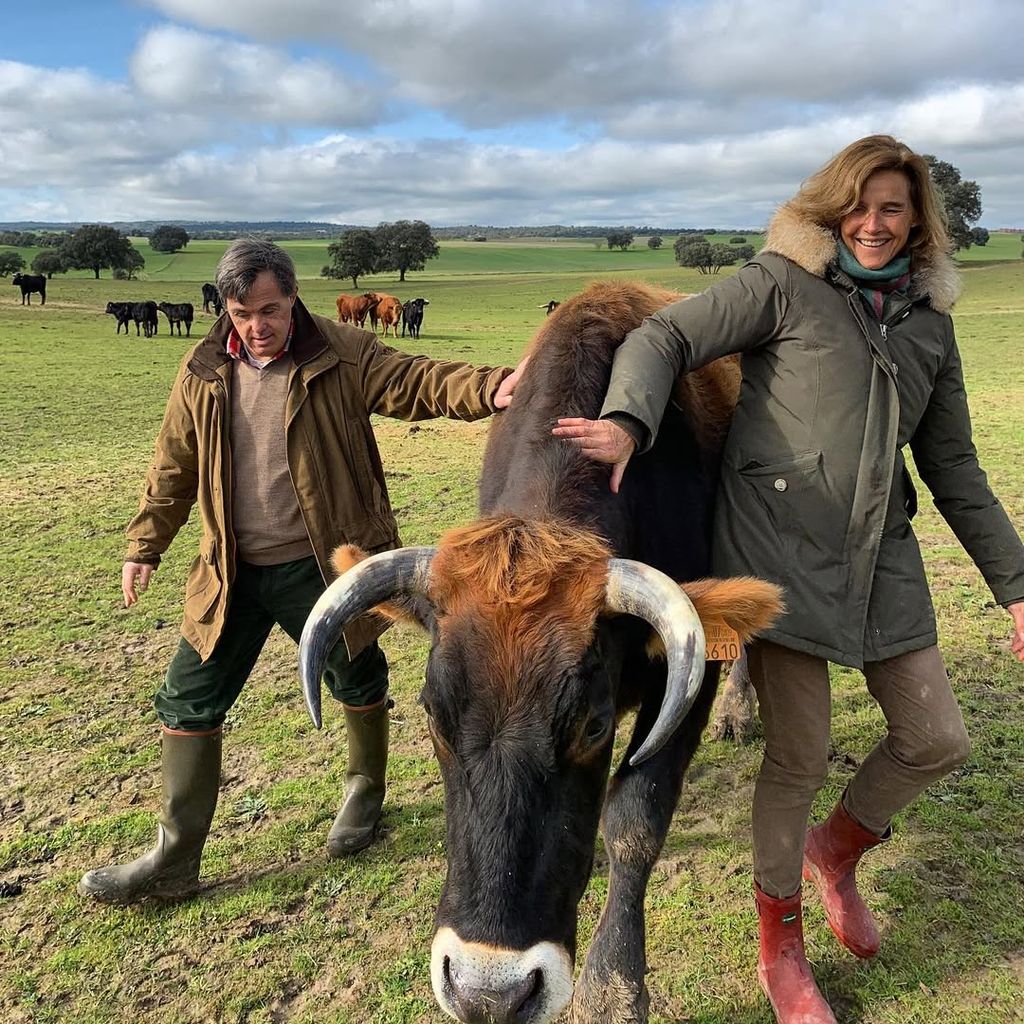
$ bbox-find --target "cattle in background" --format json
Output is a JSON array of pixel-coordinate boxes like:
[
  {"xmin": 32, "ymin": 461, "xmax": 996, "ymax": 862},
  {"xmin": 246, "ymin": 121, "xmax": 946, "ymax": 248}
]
[
  {"xmin": 336, "ymin": 292, "xmax": 380, "ymax": 329},
  {"xmin": 368, "ymin": 292, "xmax": 403, "ymax": 337},
  {"xmin": 12, "ymin": 273, "xmax": 46, "ymax": 305},
  {"xmin": 158, "ymin": 302, "xmax": 194, "ymax": 337},
  {"xmin": 132, "ymin": 301, "xmax": 159, "ymax": 338},
  {"xmin": 401, "ymin": 297, "xmax": 429, "ymax": 339},
  {"xmin": 106, "ymin": 300, "xmax": 157, "ymax": 337},
  {"xmin": 301, "ymin": 281, "xmax": 782, "ymax": 1024},
  {"xmin": 105, "ymin": 301, "xmax": 132, "ymax": 335},
  {"xmin": 539, "ymin": 299, "xmax": 560, "ymax": 315},
  {"xmin": 201, "ymin": 283, "xmax": 223, "ymax": 316}
]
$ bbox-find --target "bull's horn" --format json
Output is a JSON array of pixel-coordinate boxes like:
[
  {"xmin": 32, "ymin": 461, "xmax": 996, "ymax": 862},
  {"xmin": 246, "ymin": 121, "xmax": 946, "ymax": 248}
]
[
  {"xmin": 604, "ymin": 559, "xmax": 706, "ymax": 766},
  {"xmin": 299, "ymin": 547, "xmax": 435, "ymax": 728}
]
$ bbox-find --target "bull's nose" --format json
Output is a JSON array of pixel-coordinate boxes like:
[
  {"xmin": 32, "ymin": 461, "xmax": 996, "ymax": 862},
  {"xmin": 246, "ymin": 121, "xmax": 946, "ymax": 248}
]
[
  {"xmin": 444, "ymin": 956, "xmax": 543, "ymax": 1023},
  {"xmin": 431, "ymin": 928, "xmax": 573, "ymax": 1024}
]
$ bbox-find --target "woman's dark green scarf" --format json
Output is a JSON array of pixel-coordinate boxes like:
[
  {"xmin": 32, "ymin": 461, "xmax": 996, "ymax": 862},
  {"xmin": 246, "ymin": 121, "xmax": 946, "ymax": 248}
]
[{"xmin": 837, "ymin": 241, "xmax": 911, "ymax": 321}]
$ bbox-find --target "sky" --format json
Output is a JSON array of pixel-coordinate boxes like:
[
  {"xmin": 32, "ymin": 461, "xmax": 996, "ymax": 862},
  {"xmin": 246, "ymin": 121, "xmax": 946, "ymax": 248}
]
[{"xmin": 2, "ymin": 0, "xmax": 1024, "ymax": 228}]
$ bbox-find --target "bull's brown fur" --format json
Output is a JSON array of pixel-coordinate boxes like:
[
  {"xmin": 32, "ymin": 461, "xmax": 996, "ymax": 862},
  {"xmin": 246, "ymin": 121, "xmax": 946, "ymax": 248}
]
[
  {"xmin": 431, "ymin": 515, "xmax": 612, "ymax": 685},
  {"xmin": 681, "ymin": 577, "xmax": 784, "ymax": 638}
]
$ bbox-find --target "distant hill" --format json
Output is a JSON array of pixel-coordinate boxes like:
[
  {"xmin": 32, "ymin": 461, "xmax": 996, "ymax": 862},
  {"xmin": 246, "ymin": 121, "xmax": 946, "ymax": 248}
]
[
  {"xmin": 0, "ymin": 220, "xmax": 357, "ymax": 240},
  {"xmin": 0, "ymin": 220, "xmax": 767, "ymax": 240}
]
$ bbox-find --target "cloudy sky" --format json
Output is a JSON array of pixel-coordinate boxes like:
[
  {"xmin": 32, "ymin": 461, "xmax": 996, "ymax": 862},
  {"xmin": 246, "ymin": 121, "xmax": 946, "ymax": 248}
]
[{"xmin": 2, "ymin": 0, "xmax": 1024, "ymax": 227}]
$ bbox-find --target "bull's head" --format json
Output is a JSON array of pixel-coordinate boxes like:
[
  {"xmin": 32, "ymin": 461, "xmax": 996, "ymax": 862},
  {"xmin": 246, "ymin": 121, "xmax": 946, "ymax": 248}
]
[{"xmin": 300, "ymin": 517, "xmax": 777, "ymax": 1024}]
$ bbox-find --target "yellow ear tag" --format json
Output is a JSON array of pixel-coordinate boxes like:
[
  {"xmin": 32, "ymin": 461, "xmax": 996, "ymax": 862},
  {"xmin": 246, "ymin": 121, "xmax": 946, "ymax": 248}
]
[{"xmin": 703, "ymin": 620, "xmax": 742, "ymax": 662}]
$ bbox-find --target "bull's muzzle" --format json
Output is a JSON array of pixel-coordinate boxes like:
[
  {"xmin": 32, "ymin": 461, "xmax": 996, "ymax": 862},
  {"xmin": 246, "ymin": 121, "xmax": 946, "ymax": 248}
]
[{"xmin": 431, "ymin": 927, "xmax": 573, "ymax": 1024}]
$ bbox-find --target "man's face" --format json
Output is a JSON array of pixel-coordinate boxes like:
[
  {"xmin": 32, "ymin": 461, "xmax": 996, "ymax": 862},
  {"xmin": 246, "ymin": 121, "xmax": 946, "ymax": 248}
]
[{"xmin": 225, "ymin": 270, "xmax": 297, "ymax": 360}]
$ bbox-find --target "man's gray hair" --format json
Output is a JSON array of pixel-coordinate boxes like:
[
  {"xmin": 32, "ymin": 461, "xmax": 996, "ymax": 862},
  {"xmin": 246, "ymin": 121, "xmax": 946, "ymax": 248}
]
[{"xmin": 216, "ymin": 238, "xmax": 298, "ymax": 302}]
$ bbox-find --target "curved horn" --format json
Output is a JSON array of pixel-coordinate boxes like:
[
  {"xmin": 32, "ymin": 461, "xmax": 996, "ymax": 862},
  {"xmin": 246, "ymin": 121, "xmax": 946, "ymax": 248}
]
[
  {"xmin": 299, "ymin": 547, "xmax": 435, "ymax": 728},
  {"xmin": 604, "ymin": 558, "xmax": 706, "ymax": 766}
]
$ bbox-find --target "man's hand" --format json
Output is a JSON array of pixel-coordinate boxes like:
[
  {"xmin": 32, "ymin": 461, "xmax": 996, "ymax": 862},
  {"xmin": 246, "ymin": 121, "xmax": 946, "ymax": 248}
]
[
  {"xmin": 493, "ymin": 356, "xmax": 530, "ymax": 409},
  {"xmin": 1008, "ymin": 600, "xmax": 1024, "ymax": 662},
  {"xmin": 552, "ymin": 417, "xmax": 636, "ymax": 493},
  {"xmin": 122, "ymin": 562, "xmax": 155, "ymax": 608}
]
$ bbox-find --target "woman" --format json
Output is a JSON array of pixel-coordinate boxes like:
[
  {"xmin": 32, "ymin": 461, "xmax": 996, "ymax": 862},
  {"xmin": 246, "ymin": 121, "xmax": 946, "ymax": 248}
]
[{"xmin": 553, "ymin": 135, "xmax": 1024, "ymax": 1023}]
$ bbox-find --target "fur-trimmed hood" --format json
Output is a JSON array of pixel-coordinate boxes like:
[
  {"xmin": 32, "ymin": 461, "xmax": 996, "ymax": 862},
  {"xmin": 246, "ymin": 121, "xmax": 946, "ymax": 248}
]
[{"xmin": 762, "ymin": 203, "xmax": 962, "ymax": 314}]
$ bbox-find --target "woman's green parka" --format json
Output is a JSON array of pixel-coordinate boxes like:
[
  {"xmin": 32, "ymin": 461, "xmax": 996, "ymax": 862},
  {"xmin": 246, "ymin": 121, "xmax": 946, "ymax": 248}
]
[{"xmin": 600, "ymin": 206, "xmax": 1024, "ymax": 668}]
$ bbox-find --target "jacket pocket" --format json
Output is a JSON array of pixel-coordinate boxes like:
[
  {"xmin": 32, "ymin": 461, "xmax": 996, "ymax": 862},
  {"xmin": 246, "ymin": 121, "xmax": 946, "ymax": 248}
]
[
  {"xmin": 184, "ymin": 536, "xmax": 221, "ymax": 623},
  {"xmin": 736, "ymin": 451, "xmax": 837, "ymax": 566},
  {"xmin": 338, "ymin": 516, "xmax": 400, "ymax": 557}
]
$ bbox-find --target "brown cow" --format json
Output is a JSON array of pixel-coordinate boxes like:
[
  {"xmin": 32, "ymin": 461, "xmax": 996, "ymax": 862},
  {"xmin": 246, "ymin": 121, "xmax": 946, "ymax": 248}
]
[
  {"xmin": 336, "ymin": 292, "xmax": 380, "ymax": 328},
  {"xmin": 367, "ymin": 292, "xmax": 404, "ymax": 338}
]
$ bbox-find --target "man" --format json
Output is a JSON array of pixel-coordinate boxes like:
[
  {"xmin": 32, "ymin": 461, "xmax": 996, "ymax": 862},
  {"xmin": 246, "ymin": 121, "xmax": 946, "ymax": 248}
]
[{"xmin": 79, "ymin": 239, "xmax": 519, "ymax": 904}]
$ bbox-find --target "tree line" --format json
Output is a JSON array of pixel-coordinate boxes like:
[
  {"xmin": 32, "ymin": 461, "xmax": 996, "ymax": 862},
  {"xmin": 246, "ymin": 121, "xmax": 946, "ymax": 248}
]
[
  {"xmin": 0, "ymin": 156, "xmax": 1010, "ymax": 283},
  {"xmin": 321, "ymin": 221, "xmax": 440, "ymax": 288},
  {"xmin": 0, "ymin": 224, "xmax": 194, "ymax": 281}
]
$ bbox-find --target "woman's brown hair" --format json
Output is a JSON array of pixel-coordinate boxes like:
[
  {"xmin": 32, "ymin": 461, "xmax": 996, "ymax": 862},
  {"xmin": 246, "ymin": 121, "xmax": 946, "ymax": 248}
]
[{"xmin": 788, "ymin": 134, "xmax": 951, "ymax": 258}]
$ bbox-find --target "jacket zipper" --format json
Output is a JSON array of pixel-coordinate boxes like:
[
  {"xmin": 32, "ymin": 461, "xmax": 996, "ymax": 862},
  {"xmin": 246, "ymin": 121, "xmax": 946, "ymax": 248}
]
[
  {"xmin": 845, "ymin": 289, "xmax": 903, "ymax": 656},
  {"xmin": 879, "ymin": 305, "xmax": 912, "ymax": 372}
]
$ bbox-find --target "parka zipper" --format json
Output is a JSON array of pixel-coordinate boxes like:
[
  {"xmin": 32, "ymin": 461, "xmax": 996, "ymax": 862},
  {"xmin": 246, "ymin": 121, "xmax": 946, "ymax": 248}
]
[{"xmin": 879, "ymin": 305, "xmax": 912, "ymax": 372}]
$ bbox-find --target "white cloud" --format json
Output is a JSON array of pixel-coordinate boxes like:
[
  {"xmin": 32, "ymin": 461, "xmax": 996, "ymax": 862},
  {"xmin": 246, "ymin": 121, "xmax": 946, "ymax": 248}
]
[
  {"xmin": 12, "ymin": 83, "xmax": 1022, "ymax": 228},
  {"xmin": 142, "ymin": 0, "xmax": 1024, "ymax": 129},
  {"xmin": 4, "ymin": 5, "xmax": 1024, "ymax": 226},
  {"xmin": 0, "ymin": 60, "xmax": 215, "ymax": 187},
  {"xmin": 130, "ymin": 26, "xmax": 384, "ymax": 126}
]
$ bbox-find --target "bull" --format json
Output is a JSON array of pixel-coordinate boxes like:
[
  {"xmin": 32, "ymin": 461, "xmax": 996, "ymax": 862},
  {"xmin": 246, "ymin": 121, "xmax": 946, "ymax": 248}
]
[
  {"xmin": 336, "ymin": 292, "xmax": 380, "ymax": 328},
  {"xmin": 368, "ymin": 292, "xmax": 404, "ymax": 337},
  {"xmin": 402, "ymin": 297, "xmax": 430, "ymax": 339},
  {"xmin": 201, "ymin": 282, "xmax": 223, "ymax": 316},
  {"xmin": 13, "ymin": 273, "xmax": 46, "ymax": 305},
  {"xmin": 157, "ymin": 301, "xmax": 194, "ymax": 337},
  {"xmin": 301, "ymin": 281, "xmax": 782, "ymax": 1024},
  {"xmin": 105, "ymin": 301, "xmax": 132, "ymax": 335}
]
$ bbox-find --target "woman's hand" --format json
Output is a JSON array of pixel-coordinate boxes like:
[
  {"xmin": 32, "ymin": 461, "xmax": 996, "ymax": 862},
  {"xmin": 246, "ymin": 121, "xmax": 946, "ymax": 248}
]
[
  {"xmin": 552, "ymin": 417, "xmax": 636, "ymax": 493},
  {"xmin": 1008, "ymin": 600, "xmax": 1024, "ymax": 661}
]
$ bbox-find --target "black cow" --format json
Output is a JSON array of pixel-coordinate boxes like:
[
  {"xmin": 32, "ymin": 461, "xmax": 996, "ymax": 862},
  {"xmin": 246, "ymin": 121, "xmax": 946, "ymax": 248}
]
[
  {"xmin": 538, "ymin": 299, "xmax": 560, "ymax": 315},
  {"xmin": 104, "ymin": 301, "xmax": 132, "ymax": 335},
  {"xmin": 132, "ymin": 301, "xmax": 159, "ymax": 338},
  {"xmin": 301, "ymin": 281, "xmax": 782, "ymax": 1024},
  {"xmin": 201, "ymin": 283, "xmax": 223, "ymax": 316},
  {"xmin": 12, "ymin": 273, "xmax": 46, "ymax": 305},
  {"xmin": 401, "ymin": 297, "xmax": 430, "ymax": 339},
  {"xmin": 158, "ymin": 302, "xmax": 194, "ymax": 337}
]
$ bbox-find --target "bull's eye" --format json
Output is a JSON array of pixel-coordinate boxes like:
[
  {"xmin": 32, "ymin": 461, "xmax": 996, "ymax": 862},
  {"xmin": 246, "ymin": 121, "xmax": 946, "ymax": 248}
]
[{"xmin": 583, "ymin": 714, "xmax": 611, "ymax": 745}]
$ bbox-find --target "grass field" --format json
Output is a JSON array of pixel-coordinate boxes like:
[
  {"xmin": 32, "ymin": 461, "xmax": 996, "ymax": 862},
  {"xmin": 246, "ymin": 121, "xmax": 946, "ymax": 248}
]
[{"xmin": 0, "ymin": 241, "xmax": 1022, "ymax": 1024}]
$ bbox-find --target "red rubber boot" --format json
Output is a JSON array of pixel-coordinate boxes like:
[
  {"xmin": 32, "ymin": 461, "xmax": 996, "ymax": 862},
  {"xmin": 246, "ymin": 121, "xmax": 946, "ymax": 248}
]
[
  {"xmin": 755, "ymin": 885, "xmax": 837, "ymax": 1024},
  {"xmin": 803, "ymin": 799, "xmax": 887, "ymax": 959}
]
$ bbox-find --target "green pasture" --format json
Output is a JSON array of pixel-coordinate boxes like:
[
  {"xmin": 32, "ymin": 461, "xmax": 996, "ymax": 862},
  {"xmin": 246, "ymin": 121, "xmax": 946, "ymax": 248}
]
[
  {"xmin": 3, "ymin": 230, "xmax": 1019, "ymax": 286},
  {"xmin": 0, "ymin": 248, "xmax": 1022, "ymax": 1024}
]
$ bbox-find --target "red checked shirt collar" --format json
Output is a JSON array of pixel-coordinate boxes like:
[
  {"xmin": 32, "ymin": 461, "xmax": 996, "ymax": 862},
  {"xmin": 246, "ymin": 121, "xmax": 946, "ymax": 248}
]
[{"xmin": 226, "ymin": 318, "xmax": 294, "ymax": 368}]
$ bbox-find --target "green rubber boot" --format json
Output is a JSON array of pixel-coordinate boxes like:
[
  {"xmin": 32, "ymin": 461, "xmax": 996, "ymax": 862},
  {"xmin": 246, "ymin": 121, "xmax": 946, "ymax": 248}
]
[
  {"xmin": 78, "ymin": 728, "xmax": 222, "ymax": 904},
  {"xmin": 326, "ymin": 696, "xmax": 390, "ymax": 857}
]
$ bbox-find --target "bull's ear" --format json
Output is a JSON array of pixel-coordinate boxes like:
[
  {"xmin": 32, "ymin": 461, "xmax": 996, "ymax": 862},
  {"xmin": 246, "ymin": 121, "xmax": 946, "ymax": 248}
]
[
  {"xmin": 330, "ymin": 544, "xmax": 434, "ymax": 632},
  {"xmin": 680, "ymin": 577, "xmax": 784, "ymax": 642}
]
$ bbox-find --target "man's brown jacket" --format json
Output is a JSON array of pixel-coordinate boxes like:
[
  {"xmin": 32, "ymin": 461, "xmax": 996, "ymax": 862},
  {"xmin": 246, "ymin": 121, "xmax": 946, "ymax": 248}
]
[{"xmin": 126, "ymin": 298, "xmax": 510, "ymax": 661}]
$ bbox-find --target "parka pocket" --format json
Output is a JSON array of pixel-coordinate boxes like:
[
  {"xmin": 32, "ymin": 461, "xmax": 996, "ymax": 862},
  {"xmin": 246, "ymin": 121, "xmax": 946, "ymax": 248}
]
[
  {"xmin": 184, "ymin": 536, "xmax": 222, "ymax": 623},
  {"xmin": 736, "ymin": 451, "xmax": 838, "ymax": 567}
]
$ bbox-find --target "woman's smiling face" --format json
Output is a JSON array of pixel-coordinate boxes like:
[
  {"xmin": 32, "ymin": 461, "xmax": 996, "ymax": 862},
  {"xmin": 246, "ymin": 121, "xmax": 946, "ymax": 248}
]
[{"xmin": 840, "ymin": 169, "xmax": 918, "ymax": 270}]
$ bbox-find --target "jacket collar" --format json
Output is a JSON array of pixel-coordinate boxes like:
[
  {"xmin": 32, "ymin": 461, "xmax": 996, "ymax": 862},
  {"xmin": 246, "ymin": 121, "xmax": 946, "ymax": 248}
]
[
  {"xmin": 761, "ymin": 204, "xmax": 962, "ymax": 314},
  {"xmin": 187, "ymin": 297, "xmax": 330, "ymax": 381}
]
